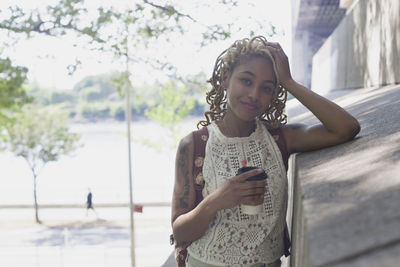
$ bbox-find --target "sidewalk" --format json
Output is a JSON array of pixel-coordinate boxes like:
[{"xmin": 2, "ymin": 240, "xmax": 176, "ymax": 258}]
[{"xmin": 0, "ymin": 206, "xmax": 174, "ymax": 267}]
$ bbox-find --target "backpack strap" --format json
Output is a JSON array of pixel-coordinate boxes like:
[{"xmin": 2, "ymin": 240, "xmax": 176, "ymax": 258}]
[
  {"xmin": 191, "ymin": 126, "xmax": 209, "ymax": 205},
  {"xmin": 171, "ymin": 126, "xmax": 209, "ymax": 267}
]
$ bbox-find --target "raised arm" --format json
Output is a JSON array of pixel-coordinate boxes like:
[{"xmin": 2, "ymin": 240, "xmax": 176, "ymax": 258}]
[
  {"xmin": 282, "ymin": 79, "xmax": 360, "ymax": 153},
  {"xmin": 267, "ymin": 42, "xmax": 360, "ymax": 154}
]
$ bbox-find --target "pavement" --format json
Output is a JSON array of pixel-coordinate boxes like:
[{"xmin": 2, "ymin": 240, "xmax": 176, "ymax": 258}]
[{"xmin": 0, "ymin": 206, "xmax": 175, "ymax": 267}]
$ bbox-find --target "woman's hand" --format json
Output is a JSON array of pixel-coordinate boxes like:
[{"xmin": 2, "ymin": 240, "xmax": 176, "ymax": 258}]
[
  {"xmin": 266, "ymin": 41, "xmax": 361, "ymax": 153},
  {"xmin": 211, "ymin": 168, "xmax": 266, "ymax": 210},
  {"xmin": 266, "ymin": 42, "xmax": 293, "ymax": 87}
]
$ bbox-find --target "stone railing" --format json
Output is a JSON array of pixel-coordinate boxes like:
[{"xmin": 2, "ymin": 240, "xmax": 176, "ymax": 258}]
[{"xmin": 285, "ymin": 84, "xmax": 400, "ymax": 266}]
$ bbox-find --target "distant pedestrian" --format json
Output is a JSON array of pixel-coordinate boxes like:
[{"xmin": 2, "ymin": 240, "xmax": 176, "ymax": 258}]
[{"xmin": 86, "ymin": 188, "xmax": 97, "ymax": 217}]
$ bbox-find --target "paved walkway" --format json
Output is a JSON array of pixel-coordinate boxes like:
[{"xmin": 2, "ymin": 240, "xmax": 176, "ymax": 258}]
[{"xmin": 0, "ymin": 206, "xmax": 174, "ymax": 267}]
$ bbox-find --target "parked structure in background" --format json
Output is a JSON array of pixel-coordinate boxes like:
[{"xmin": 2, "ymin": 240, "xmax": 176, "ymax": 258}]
[
  {"xmin": 292, "ymin": 0, "xmax": 399, "ymax": 93},
  {"xmin": 291, "ymin": 0, "xmax": 347, "ymax": 89}
]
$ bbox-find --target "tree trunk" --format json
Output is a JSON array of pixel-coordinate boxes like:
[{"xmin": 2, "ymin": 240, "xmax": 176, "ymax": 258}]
[{"xmin": 33, "ymin": 173, "xmax": 41, "ymax": 224}]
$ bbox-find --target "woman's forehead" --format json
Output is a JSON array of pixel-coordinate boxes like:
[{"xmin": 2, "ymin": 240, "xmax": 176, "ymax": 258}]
[{"xmin": 235, "ymin": 57, "xmax": 275, "ymax": 74}]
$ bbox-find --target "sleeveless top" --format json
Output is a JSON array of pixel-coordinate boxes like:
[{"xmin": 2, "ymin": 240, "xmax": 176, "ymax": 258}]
[{"xmin": 187, "ymin": 119, "xmax": 289, "ymax": 266}]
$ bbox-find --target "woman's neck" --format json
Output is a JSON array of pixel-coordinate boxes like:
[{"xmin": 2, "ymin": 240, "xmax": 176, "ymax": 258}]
[{"xmin": 219, "ymin": 113, "xmax": 257, "ymax": 137}]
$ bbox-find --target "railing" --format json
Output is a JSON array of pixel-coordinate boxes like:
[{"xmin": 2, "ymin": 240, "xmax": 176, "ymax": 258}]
[{"xmin": 0, "ymin": 202, "xmax": 171, "ymax": 209}]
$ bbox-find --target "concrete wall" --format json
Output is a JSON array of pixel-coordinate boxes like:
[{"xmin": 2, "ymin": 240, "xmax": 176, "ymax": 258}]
[
  {"xmin": 292, "ymin": 31, "xmax": 313, "ymax": 89},
  {"xmin": 286, "ymin": 84, "xmax": 400, "ymax": 266},
  {"xmin": 311, "ymin": 0, "xmax": 400, "ymax": 93}
]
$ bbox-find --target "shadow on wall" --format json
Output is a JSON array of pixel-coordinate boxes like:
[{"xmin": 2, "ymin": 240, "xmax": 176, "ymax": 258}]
[
  {"xmin": 312, "ymin": 0, "xmax": 400, "ymax": 92},
  {"xmin": 351, "ymin": 0, "xmax": 400, "ymax": 88}
]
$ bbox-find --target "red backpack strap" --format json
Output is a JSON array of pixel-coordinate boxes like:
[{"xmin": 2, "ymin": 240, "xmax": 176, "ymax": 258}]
[
  {"xmin": 172, "ymin": 126, "xmax": 209, "ymax": 267},
  {"xmin": 191, "ymin": 126, "xmax": 209, "ymax": 205}
]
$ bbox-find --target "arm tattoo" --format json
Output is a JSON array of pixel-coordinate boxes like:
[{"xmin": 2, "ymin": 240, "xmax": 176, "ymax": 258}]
[{"xmin": 174, "ymin": 141, "xmax": 191, "ymax": 209}]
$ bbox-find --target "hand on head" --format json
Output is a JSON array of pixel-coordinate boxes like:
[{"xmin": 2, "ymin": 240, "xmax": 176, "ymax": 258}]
[{"xmin": 266, "ymin": 42, "xmax": 293, "ymax": 87}]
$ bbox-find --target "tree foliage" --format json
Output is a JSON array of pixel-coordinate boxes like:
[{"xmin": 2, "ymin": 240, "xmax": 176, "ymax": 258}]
[
  {"xmin": 2, "ymin": 105, "xmax": 81, "ymax": 223},
  {"xmin": 73, "ymin": 73, "xmax": 115, "ymax": 96},
  {"xmin": 0, "ymin": 0, "xmax": 278, "ymax": 120},
  {"xmin": 0, "ymin": 57, "xmax": 32, "ymax": 127},
  {"xmin": 0, "ymin": 0, "xmax": 235, "ymax": 74},
  {"xmin": 146, "ymin": 80, "xmax": 194, "ymax": 128},
  {"xmin": 144, "ymin": 80, "xmax": 195, "ymax": 149}
]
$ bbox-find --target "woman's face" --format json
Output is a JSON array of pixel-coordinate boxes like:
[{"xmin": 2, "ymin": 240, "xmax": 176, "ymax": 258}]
[{"xmin": 224, "ymin": 57, "xmax": 276, "ymax": 122}]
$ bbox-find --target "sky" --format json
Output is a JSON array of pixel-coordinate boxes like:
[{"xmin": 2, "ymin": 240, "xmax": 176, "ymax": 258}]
[{"xmin": 1, "ymin": 0, "xmax": 292, "ymax": 90}]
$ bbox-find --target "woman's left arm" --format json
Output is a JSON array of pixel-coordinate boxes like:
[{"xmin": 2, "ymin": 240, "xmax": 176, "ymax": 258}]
[
  {"xmin": 282, "ymin": 79, "xmax": 360, "ymax": 153},
  {"xmin": 267, "ymin": 42, "xmax": 361, "ymax": 153}
]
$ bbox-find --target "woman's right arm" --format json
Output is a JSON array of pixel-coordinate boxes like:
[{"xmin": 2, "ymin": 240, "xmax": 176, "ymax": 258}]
[
  {"xmin": 171, "ymin": 134, "xmax": 267, "ymax": 243},
  {"xmin": 171, "ymin": 134, "xmax": 219, "ymax": 243}
]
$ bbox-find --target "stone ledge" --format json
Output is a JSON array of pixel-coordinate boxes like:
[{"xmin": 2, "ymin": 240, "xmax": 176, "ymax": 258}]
[{"xmin": 287, "ymin": 85, "xmax": 400, "ymax": 266}]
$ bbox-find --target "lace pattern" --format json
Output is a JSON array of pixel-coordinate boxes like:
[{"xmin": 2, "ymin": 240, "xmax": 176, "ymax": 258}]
[{"xmin": 187, "ymin": 119, "xmax": 288, "ymax": 266}]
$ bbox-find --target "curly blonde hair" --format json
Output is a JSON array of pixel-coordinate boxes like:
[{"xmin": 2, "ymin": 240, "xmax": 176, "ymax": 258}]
[{"xmin": 197, "ymin": 36, "xmax": 287, "ymax": 129}]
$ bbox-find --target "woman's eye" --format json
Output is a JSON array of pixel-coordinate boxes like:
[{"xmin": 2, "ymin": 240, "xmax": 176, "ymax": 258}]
[
  {"xmin": 240, "ymin": 78, "xmax": 251, "ymax": 85},
  {"xmin": 263, "ymin": 87, "xmax": 273, "ymax": 93}
]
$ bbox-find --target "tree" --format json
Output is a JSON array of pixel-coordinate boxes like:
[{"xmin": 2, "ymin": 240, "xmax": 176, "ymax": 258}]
[
  {"xmin": 0, "ymin": 0, "xmax": 237, "ymax": 75},
  {"xmin": 144, "ymin": 80, "xmax": 195, "ymax": 149},
  {"xmin": 2, "ymin": 105, "xmax": 81, "ymax": 223},
  {"xmin": 0, "ymin": 58, "xmax": 32, "ymax": 135},
  {"xmin": 73, "ymin": 74, "xmax": 115, "ymax": 97},
  {"xmin": 0, "ymin": 0, "xmax": 280, "ymax": 83}
]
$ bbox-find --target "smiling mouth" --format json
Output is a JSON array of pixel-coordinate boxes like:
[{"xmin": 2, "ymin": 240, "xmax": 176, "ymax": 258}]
[{"xmin": 241, "ymin": 101, "xmax": 258, "ymax": 111}]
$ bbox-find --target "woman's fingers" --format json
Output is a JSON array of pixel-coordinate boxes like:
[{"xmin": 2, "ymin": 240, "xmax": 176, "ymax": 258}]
[
  {"xmin": 266, "ymin": 41, "xmax": 280, "ymax": 47},
  {"xmin": 235, "ymin": 168, "xmax": 263, "ymax": 181},
  {"xmin": 266, "ymin": 42, "xmax": 287, "ymax": 57},
  {"xmin": 235, "ymin": 180, "xmax": 266, "ymax": 197},
  {"xmin": 214, "ymin": 169, "xmax": 267, "ymax": 209},
  {"xmin": 265, "ymin": 41, "xmax": 292, "ymax": 84},
  {"xmin": 266, "ymin": 42, "xmax": 281, "ymax": 50},
  {"xmin": 242, "ymin": 186, "xmax": 265, "ymax": 196}
]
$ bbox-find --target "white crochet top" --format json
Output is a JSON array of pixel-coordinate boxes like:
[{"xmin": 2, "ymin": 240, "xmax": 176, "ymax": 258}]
[{"xmin": 187, "ymin": 119, "xmax": 288, "ymax": 266}]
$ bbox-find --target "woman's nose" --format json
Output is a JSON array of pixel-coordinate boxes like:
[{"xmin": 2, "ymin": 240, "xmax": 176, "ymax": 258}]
[{"xmin": 248, "ymin": 86, "xmax": 259, "ymax": 101}]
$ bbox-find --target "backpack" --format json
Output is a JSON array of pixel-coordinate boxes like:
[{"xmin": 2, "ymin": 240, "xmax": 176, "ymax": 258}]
[{"xmin": 170, "ymin": 126, "xmax": 290, "ymax": 266}]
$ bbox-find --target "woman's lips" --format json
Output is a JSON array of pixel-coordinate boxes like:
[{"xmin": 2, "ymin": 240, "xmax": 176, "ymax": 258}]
[{"xmin": 241, "ymin": 101, "xmax": 257, "ymax": 111}]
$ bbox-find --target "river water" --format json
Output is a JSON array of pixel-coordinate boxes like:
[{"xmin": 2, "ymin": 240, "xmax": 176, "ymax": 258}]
[{"xmin": 0, "ymin": 118, "xmax": 200, "ymax": 206}]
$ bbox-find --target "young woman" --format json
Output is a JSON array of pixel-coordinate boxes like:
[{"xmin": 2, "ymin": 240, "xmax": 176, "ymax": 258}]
[{"xmin": 171, "ymin": 36, "xmax": 360, "ymax": 267}]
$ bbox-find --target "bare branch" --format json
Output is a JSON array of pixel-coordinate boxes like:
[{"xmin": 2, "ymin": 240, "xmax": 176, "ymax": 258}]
[{"xmin": 142, "ymin": 0, "xmax": 197, "ymax": 22}]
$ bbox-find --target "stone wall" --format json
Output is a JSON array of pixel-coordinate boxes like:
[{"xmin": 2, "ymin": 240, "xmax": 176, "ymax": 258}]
[
  {"xmin": 311, "ymin": 0, "xmax": 400, "ymax": 93},
  {"xmin": 286, "ymin": 84, "xmax": 400, "ymax": 266}
]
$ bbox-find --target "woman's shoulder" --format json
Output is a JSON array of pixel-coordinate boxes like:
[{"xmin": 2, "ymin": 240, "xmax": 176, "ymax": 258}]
[
  {"xmin": 182, "ymin": 130, "xmax": 195, "ymax": 142},
  {"xmin": 177, "ymin": 133, "xmax": 194, "ymax": 156},
  {"xmin": 192, "ymin": 125, "xmax": 209, "ymax": 138},
  {"xmin": 262, "ymin": 121, "xmax": 305, "ymax": 138},
  {"xmin": 177, "ymin": 124, "xmax": 211, "ymax": 152},
  {"xmin": 259, "ymin": 120, "xmax": 285, "ymax": 135},
  {"xmin": 259, "ymin": 121, "xmax": 291, "ymax": 170}
]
